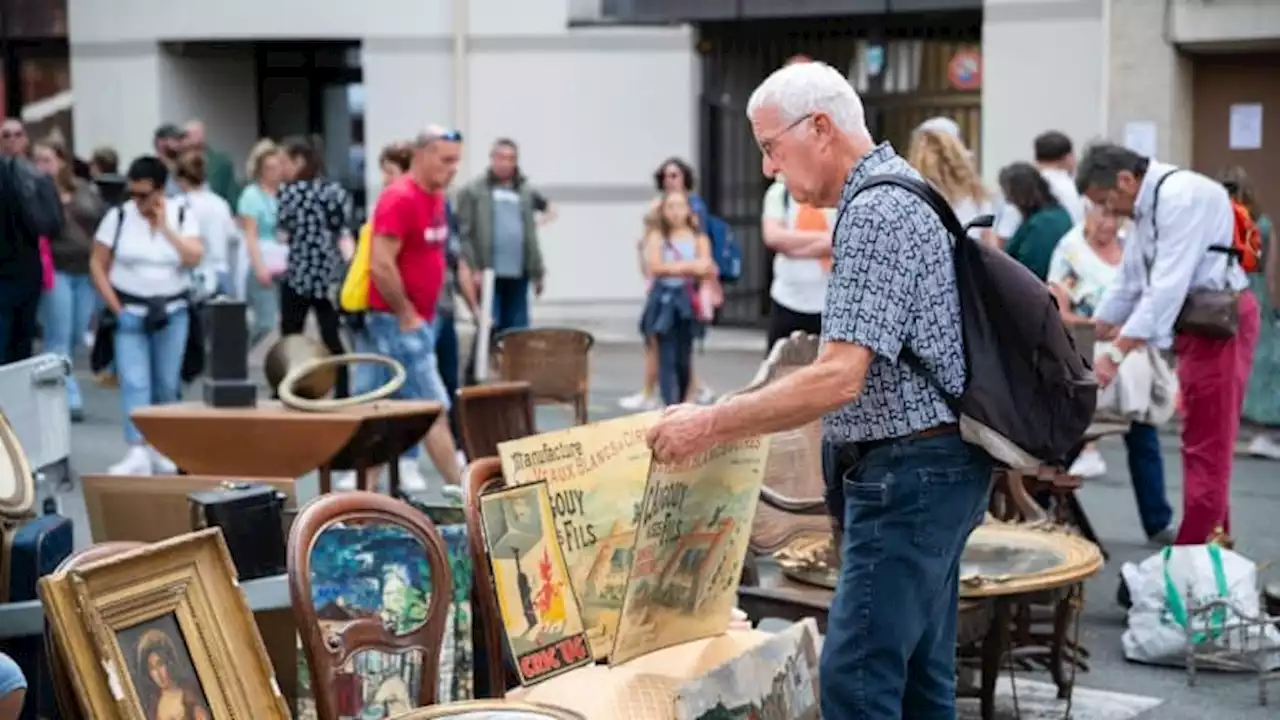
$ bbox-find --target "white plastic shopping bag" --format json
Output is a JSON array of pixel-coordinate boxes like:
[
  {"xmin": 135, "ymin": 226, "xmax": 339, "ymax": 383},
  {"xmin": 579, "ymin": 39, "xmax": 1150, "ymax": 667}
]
[{"xmin": 1121, "ymin": 544, "xmax": 1280, "ymax": 668}]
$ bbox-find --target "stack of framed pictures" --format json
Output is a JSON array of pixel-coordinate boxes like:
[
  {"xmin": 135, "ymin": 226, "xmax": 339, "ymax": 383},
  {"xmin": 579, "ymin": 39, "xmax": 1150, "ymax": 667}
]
[{"xmin": 40, "ymin": 528, "xmax": 290, "ymax": 719}]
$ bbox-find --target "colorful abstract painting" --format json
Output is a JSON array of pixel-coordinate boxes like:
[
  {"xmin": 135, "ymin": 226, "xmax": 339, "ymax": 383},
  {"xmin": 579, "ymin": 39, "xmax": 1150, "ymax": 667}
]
[{"xmin": 295, "ymin": 521, "xmax": 474, "ymax": 719}]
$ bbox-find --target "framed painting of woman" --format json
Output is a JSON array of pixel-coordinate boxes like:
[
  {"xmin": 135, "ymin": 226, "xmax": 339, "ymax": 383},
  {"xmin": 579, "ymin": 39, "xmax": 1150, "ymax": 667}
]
[{"xmin": 40, "ymin": 528, "xmax": 289, "ymax": 720}]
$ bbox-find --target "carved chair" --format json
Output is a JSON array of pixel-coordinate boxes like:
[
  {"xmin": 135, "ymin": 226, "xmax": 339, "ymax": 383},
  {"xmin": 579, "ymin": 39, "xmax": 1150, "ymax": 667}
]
[
  {"xmin": 495, "ymin": 328, "xmax": 594, "ymax": 426},
  {"xmin": 457, "ymin": 381, "xmax": 536, "ymax": 462},
  {"xmin": 288, "ymin": 491, "xmax": 453, "ymax": 718},
  {"xmin": 46, "ymin": 542, "xmax": 147, "ymax": 720},
  {"xmin": 462, "ymin": 457, "xmax": 512, "ymax": 698}
]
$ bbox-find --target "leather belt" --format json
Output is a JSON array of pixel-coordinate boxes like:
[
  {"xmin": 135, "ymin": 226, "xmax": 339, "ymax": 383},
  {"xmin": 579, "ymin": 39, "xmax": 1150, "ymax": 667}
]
[{"xmin": 854, "ymin": 422, "xmax": 960, "ymax": 457}]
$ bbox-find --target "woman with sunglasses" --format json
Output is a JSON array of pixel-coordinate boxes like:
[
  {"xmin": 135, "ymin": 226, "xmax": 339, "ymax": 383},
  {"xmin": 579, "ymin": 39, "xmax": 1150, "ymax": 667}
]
[{"xmin": 90, "ymin": 156, "xmax": 203, "ymax": 475}]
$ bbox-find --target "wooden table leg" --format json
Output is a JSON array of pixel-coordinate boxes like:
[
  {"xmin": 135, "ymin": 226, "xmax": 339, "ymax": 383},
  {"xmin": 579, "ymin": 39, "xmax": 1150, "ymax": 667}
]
[
  {"xmin": 387, "ymin": 459, "xmax": 401, "ymax": 498},
  {"xmin": 318, "ymin": 465, "xmax": 332, "ymax": 495},
  {"xmin": 980, "ymin": 598, "xmax": 1009, "ymax": 720}
]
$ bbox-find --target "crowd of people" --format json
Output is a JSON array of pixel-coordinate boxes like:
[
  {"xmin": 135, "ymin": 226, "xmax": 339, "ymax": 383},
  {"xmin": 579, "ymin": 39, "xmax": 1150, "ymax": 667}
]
[{"xmin": 0, "ymin": 117, "xmax": 564, "ymax": 493}]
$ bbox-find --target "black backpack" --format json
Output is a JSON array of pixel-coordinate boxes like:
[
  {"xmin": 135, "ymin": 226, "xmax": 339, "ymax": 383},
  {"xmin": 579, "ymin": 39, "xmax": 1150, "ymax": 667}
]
[{"xmin": 851, "ymin": 175, "xmax": 1096, "ymax": 468}]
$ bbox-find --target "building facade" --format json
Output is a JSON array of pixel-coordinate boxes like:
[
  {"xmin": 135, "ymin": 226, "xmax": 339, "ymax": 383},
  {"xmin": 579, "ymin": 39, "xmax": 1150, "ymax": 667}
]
[
  {"xmin": 65, "ymin": 0, "xmax": 1280, "ymax": 322},
  {"xmin": 66, "ymin": 0, "xmax": 698, "ymax": 318}
]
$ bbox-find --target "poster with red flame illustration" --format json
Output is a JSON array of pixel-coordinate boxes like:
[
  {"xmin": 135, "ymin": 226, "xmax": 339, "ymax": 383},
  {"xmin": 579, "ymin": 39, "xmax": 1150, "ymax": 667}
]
[{"xmin": 478, "ymin": 481, "xmax": 594, "ymax": 685}]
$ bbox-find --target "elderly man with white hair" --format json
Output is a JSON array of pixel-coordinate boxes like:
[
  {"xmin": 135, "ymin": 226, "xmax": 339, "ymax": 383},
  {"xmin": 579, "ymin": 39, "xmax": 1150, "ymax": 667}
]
[{"xmin": 647, "ymin": 62, "xmax": 991, "ymax": 718}]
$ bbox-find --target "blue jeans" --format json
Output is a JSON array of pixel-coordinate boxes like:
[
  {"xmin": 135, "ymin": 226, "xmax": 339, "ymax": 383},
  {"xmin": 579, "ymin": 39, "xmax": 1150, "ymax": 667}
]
[
  {"xmin": 493, "ymin": 276, "xmax": 530, "ymax": 334},
  {"xmin": 656, "ymin": 316, "xmax": 695, "ymax": 406},
  {"xmin": 364, "ymin": 313, "xmax": 453, "ymax": 461},
  {"xmin": 822, "ymin": 433, "xmax": 992, "ymax": 719},
  {"xmin": 115, "ymin": 307, "xmax": 189, "ymax": 445},
  {"xmin": 40, "ymin": 272, "xmax": 97, "ymax": 411},
  {"xmin": 1125, "ymin": 422, "xmax": 1172, "ymax": 537}
]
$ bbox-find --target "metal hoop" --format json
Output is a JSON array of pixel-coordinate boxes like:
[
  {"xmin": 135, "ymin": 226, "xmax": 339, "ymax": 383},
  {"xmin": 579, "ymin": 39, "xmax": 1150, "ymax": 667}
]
[{"xmin": 278, "ymin": 353, "xmax": 407, "ymax": 412}]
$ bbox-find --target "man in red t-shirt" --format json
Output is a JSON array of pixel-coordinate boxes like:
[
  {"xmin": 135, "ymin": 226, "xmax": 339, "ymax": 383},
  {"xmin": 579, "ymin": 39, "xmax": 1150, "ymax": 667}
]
[{"xmin": 366, "ymin": 126, "xmax": 464, "ymax": 488}]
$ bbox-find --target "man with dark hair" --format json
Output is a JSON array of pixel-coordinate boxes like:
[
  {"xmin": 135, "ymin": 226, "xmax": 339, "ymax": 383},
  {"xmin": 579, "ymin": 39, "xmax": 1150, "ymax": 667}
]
[
  {"xmin": 455, "ymin": 137, "xmax": 556, "ymax": 337},
  {"xmin": 153, "ymin": 124, "xmax": 186, "ymax": 197},
  {"xmin": 0, "ymin": 118, "xmax": 28, "ymax": 157},
  {"xmin": 1077, "ymin": 141, "xmax": 1259, "ymax": 546},
  {"xmin": 995, "ymin": 129, "xmax": 1085, "ymax": 241},
  {"xmin": 1, "ymin": 131, "xmax": 63, "ymax": 362}
]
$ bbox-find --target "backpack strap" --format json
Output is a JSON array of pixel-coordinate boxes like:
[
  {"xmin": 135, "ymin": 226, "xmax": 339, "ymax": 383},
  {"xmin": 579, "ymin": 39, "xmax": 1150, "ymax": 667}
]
[
  {"xmin": 1147, "ymin": 168, "xmax": 1237, "ymax": 284},
  {"xmin": 110, "ymin": 205, "xmax": 125, "ymax": 255},
  {"xmin": 847, "ymin": 174, "xmax": 972, "ymax": 409}
]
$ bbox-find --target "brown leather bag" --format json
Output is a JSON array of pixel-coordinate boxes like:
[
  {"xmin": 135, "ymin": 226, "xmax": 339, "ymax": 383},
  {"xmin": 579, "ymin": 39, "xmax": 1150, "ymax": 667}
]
[{"xmin": 1175, "ymin": 289, "xmax": 1240, "ymax": 339}]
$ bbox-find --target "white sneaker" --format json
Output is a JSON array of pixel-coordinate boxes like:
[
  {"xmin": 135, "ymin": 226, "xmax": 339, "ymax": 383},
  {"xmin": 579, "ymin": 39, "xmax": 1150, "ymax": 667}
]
[
  {"xmin": 109, "ymin": 446, "xmax": 153, "ymax": 476},
  {"xmin": 696, "ymin": 385, "xmax": 717, "ymax": 404},
  {"xmin": 619, "ymin": 391, "xmax": 659, "ymax": 411},
  {"xmin": 441, "ymin": 484, "xmax": 465, "ymax": 504},
  {"xmin": 1247, "ymin": 434, "xmax": 1280, "ymax": 460},
  {"xmin": 330, "ymin": 471, "xmax": 357, "ymax": 491},
  {"xmin": 1068, "ymin": 447, "xmax": 1108, "ymax": 478},
  {"xmin": 148, "ymin": 446, "xmax": 178, "ymax": 474},
  {"xmin": 398, "ymin": 458, "xmax": 429, "ymax": 493}
]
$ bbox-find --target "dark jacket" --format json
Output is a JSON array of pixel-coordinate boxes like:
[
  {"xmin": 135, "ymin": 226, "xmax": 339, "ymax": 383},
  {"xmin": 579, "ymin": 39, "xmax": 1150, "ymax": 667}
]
[{"xmin": 0, "ymin": 156, "xmax": 63, "ymax": 281}]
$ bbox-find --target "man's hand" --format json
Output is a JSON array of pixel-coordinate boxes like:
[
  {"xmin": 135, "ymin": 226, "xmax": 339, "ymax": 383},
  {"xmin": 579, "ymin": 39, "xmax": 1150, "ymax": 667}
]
[
  {"xmin": 534, "ymin": 278, "xmax": 545, "ymax": 298},
  {"xmin": 1093, "ymin": 354, "xmax": 1119, "ymax": 388},
  {"xmin": 143, "ymin": 196, "xmax": 165, "ymax": 228},
  {"xmin": 1095, "ymin": 321, "xmax": 1119, "ymax": 341},
  {"xmin": 254, "ymin": 265, "xmax": 273, "ymax": 287},
  {"xmin": 399, "ymin": 312, "xmax": 424, "ymax": 333},
  {"xmin": 647, "ymin": 404, "xmax": 718, "ymax": 464}
]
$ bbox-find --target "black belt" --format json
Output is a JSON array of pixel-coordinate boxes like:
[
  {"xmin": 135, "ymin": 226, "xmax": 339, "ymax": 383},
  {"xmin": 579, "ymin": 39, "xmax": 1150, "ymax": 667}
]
[{"xmin": 850, "ymin": 422, "xmax": 960, "ymax": 458}]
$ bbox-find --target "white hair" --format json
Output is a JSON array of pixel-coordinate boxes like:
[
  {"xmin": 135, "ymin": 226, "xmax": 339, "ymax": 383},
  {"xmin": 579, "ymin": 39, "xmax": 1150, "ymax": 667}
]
[{"xmin": 746, "ymin": 62, "xmax": 869, "ymax": 138}]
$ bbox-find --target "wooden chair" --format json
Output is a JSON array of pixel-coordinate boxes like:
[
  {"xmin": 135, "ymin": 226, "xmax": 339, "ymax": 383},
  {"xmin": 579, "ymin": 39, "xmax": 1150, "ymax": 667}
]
[
  {"xmin": 462, "ymin": 457, "xmax": 511, "ymax": 698},
  {"xmin": 457, "ymin": 381, "xmax": 536, "ymax": 462},
  {"xmin": 46, "ymin": 542, "xmax": 147, "ymax": 720},
  {"xmin": 288, "ymin": 491, "xmax": 453, "ymax": 718},
  {"xmin": 495, "ymin": 328, "xmax": 594, "ymax": 425}
]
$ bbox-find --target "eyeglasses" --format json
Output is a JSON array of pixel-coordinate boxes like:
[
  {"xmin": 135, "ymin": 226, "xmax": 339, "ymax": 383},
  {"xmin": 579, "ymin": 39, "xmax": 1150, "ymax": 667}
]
[
  {"xmin": 130, "ymin": 190, "xmax": 155, "ymax": 202},
  {"xmin": 758, "ymin": 114, "xmax": 814, "ymax": 159}
]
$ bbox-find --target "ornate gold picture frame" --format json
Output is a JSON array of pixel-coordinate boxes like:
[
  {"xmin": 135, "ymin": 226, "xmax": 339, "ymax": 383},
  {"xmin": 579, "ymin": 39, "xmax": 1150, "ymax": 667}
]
[{"xmin": 40, "ymin": 528, "xmax": 289, "ymax": 720}]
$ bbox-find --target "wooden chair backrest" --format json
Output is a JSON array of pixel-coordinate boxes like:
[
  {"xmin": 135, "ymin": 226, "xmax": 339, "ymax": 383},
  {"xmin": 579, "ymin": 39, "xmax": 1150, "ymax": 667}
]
[
  {"xmin": 288, "ymin": 491, "xmax": 453, "ymax": 717},
  {"xmin": 462, "ymin": 457, "xmax": 511, "ymax": 698},
  {"xmin": 496, "ymin": 328, "xmax": 594, "ymax": 425},
  {"xmin": 457, "ymin": 381, "xmax": 536, "ymax": 461}
]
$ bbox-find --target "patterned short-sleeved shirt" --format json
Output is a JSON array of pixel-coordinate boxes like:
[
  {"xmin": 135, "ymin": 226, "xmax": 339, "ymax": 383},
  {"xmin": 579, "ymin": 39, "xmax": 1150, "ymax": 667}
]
[
  {"xmin": 821, "ymin": 143, "xmax": 965, "ymax": 443},
  {"xmin": 277, "ymin": 178, "xmax": 351, "ymax": 299}
]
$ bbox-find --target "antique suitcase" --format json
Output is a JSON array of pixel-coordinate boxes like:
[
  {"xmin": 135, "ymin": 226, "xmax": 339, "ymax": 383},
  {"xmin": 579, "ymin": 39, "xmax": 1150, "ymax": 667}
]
[
  {"xmin": 82, "ymin": 474, "xmax": 294, "ymax": 544},
  {"xmin": 189, "ymin": 483, "xmax": 288, "ymax": 580},
  {"xmin": 1, "ymin": 409, "xmax": 73, "ymax": 720}
]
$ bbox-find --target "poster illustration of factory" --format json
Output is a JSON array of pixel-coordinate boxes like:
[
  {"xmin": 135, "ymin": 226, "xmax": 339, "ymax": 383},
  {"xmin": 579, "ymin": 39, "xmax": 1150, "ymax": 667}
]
[
  {"xmin": 609, "ymin": 436, "xmax": 771, "ymax": 666},
  {"xmin": 497, "ymin": 411, "xmax": 660, "ymax": 659},
  {"xmin": 674, "ymin": 618, "xmax": 821, "ymax": 720},
  {"xmin": 479, "ymin": 482, "xmax": 593, "ymax": 685}
]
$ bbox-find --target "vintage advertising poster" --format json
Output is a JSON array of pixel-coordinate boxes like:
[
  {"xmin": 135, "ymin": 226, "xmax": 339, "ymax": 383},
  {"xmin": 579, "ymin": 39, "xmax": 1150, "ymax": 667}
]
[
  {"xmin": 497, "ymin": 411, "xmax": 661, "ymax": 659},
  {"xmin": 674, "ymin": 618, "xmax": 821, "ymax": 720},
  {"xmin": 610, "ymin": 436, "xmax": 771, "ymax": 666},
  {"xmin": 479, "ymin": 482, "xmax": 594, "ymax": 685}
]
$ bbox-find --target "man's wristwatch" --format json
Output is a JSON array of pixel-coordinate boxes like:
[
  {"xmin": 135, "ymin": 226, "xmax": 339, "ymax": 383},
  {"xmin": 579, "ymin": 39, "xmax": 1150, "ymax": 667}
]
[{"xmin": 1103, "ymin": 345, "xmax": 1126, "ymax": 365}]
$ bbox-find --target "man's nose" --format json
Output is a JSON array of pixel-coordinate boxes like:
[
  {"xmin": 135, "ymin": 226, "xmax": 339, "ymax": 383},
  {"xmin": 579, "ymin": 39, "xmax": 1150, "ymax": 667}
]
[{"xmin": 761, "ymin": 154, "xmax": 777, "ymax": 178}]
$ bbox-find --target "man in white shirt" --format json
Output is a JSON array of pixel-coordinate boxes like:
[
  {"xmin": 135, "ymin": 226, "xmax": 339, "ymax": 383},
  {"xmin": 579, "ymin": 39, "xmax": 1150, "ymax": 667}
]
[
  {"xmin": 761, "ymin": 177, "xmax": 833, "ymax": 351},
  {"xmin": 996, "ymin": 130, "xmax": 1086, "ymax": 241},
  {"xmin": 1078, "ymin": 142, "xmax": 1260, "ymax": 547}
]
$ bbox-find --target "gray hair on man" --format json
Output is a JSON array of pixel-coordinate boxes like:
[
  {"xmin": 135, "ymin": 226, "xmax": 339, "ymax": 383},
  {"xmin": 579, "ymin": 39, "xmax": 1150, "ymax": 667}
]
[{"xmin": 746, "ymin": 61, "xmax": 871, "ymax": 140}]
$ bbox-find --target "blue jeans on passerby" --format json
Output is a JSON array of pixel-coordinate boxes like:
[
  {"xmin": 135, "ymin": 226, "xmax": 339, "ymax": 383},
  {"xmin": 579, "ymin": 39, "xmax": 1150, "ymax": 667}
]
[
  {"xmin": 364, "ymin": 312, "xmax": 453, "ymax": 460},
  {"xmin": 493, "ymin": 276, "xmax": 530, "ymax": 334},
  {"xmin": 821, "ymin": 433, "xmax": 992, "ymax": 719},
  {"xmin": 115, "ymin": 307, "xmax": 189, "ymax": 446},
  {"xmin": 1125, "ymin": 422, "xmax": 1173, "ymax": 537},
  {"xmin": 434, "ymin": 311, "xmax": 462, "ymax": 440},
  {"xmin": 40, "ymin": 272, "xmax": 97, "ymax": 412},
  {"xmin": 656, "ymin": 317, "xmax": 695, "ymax": 406}
]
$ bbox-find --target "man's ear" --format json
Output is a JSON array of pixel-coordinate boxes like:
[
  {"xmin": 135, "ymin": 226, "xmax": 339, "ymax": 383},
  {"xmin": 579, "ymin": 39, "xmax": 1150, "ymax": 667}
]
[{"xmin": 1116, "ymin": 170, "xmax": 1137, "ymax": 194}]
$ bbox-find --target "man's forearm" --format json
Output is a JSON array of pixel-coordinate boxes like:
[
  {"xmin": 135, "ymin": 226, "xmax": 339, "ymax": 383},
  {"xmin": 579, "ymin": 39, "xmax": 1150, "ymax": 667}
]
[
  {"xmin": 370, "ymin": 264, "xmax": 414, "ymax": 317},
  {"xmin": 709, "ymin": 358, "xmax": 859, "ymax": 445},
  {"xmin": 1113, "ymin": 336, "xmax": 1147, "ymax": 355}
]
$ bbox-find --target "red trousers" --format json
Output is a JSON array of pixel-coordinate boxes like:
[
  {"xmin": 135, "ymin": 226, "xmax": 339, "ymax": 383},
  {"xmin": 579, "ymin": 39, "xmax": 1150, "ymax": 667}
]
[{"xmin": 1172, "ymin": 290, "xmax": 1260, "ymax": 545}]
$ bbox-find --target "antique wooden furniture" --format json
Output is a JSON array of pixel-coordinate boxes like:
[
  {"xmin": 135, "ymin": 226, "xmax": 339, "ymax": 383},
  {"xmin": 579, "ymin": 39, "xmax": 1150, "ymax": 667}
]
[
  {"xmin": 131, "ymin": 400, "xmax": 442, "ymax": 495},
  {"xmin": 737, "ymin": 330, "xmax": 821, "ymax": 395},
  {"xmin": 457, "ymin": 381, "xmax": 536, "ymax": 462},
  {"xmin": 495, "ymin": 328, "xmax": 594, "ymax": 425},
  {"xmin": 288, "ymin": 491, "xmax": 453, "ymax": 717},
  {"xmin": 45, "ymin": 542, "xmax": 146, "ymax": 720},
  {"xmin": 462, "ymin": 457, "xmax": 511, "ymax": 698}
]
